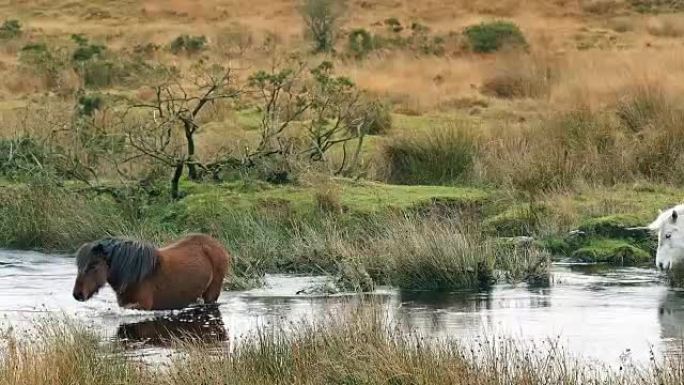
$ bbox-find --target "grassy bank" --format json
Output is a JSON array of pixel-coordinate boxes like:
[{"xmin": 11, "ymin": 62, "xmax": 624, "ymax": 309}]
[
  {"xmin": 0, "ymin": 177, "xmax": 676, "ymax": 290},
  {"xmin": 1, "ymin": 311, "xmax": 682, "ymax": 385},
  {"xmin": 0, "ymin": 177, "xmax": 540, "ymax": 291}
]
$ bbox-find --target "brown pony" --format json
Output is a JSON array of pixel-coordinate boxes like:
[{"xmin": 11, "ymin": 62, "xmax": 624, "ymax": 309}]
[{"xmin": 72, "ymin": 234, "xmax": 230, "ymax": 310}]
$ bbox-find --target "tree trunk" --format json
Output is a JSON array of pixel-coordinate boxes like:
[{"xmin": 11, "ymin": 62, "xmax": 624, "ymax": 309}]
[
  {"xmin": 171, "ymin": 161, "xmax": 184, "ymax": 200},
  {"xmin": 185, "ymin": 128, "xmax": 198, "ymax": 180}
]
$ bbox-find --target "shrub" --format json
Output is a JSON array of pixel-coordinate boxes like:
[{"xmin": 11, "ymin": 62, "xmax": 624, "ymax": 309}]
[
  {"xmin": 410, "ymin": 27, "xmax": 446, "ymax": 56},
  {"xmin": 71, "ymin": 34, "xmax": 106, "ymax": 61},
  {"xmin": 169, "ymin": 34, "xmax": 207, "ymax": 55},
  {"xmin": 464, "ymin": 21, "xmax": 527, "ymax": 53},
  {"xmin": 374, "ymin": 124, "xmax": 477, "ymax": 185},
  {"xmin": 0, "ymin": 138, "xmax": 51, "ymax": 180},
  {"xmin": 630, "ymin": 0, "xmax": 684, "ymax": 13},
  {"xmin": 384, "ymin": 17, "xmax": 403, "ymax": 32},
  {"xmin": 347, "ymin": 28, "xmax": 374, "ymax": 58},
  {"xmin": 77, "ymin": 94, "xmax": 104, "ymax": 116},
  {"xmin": 344, "ymin": 98, "xmax": 392, "ymax": 135},
  {"xmin": 18, "ymin": 43, "xmax": 65, "ymax": 89},
  {"xmin": 300, "ymin": 0, "xmax": 346, "ymax": 52},
  {"xmin": 0, "ymin": 19, "xmax": 21, "ymax": 39}
]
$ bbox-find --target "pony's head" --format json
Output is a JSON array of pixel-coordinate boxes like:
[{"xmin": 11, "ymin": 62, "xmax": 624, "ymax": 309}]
[
  {"xmin": 72, "ymin": 238, "xmax": 158, "ymax": 302},
  {"xmin": 648, "ymin": 205, "xmax": 684, "ymax": 270}
]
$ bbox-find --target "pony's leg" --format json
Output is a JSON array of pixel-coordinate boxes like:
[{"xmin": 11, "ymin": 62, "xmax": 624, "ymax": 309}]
[
  {"xmin": 124, "ymin": 288, "xmax": 154, "ymax": 310},
  {"xmin": 201, "ymin": 243, "xmax": 230, "ymax": 303},
  {"xmin": 202, "ymin": 275, "xmax": 223, "ymax": 303}
]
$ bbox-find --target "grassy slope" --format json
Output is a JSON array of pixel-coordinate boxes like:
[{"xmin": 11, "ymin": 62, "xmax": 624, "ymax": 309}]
[{"xmin": 180, "ymin": 178, "xmax": 491, "ymax": 213}]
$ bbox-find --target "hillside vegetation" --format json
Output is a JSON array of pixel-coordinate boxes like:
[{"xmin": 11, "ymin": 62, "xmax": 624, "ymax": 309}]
[{"xmin": 1, "ymin": 0, "xmax": 684, "ymax": 288}]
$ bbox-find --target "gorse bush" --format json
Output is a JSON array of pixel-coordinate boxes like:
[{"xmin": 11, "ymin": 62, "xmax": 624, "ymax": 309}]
[
  {"xmin": 169, "ymin": 34, "xmax": 207, "ymax": 54},
  {"xmin": 464, "ymin": 20, "xmax": 527, "ymax": 53},
  {"xmin": 374, "ymin": 124, "xmax": 477, "ymax": 185},
  {"xmin": 71, "ymin": 34, "xmax": 105, "ymax": 62},
  {"xmin": 0, "ymin": 19, "xmax": 21, "ymax": 39},
  {"xmin": 76, "ymin": 94, "xmax": 103, "ymax": 117}
]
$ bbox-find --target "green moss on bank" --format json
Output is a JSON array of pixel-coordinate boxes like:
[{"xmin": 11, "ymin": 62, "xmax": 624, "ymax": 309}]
[{"xmin": 571, "ymin": 238, "xmax": 651, "ymax": 265}]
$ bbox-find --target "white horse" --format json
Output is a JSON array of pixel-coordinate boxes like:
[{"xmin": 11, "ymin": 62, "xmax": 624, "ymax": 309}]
[{"xmin": 646, "ymin": 204, "xmax": 684, "ymax": 270}]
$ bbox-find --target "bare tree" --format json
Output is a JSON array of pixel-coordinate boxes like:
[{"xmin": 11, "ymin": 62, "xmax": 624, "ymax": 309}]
[
  {"xmin": 247, "ymin": 58, "xmax": 310, "ymax": 161},
  {"xmin": 131, "ymin": 64, "xmax": 241, "ymax": 181},
  {"xmin": 247, "ymin": 60, "xmax": 368, "ymax": 175},
  {"xmin": 300, "ymin": 0, "xmax": 346, "ymax": 53}
]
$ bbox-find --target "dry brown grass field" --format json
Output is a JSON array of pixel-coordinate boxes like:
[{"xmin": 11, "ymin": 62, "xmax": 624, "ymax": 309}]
[{"xmin": 1, "ymin": 0, "xmax": 684, "ymax": 115}]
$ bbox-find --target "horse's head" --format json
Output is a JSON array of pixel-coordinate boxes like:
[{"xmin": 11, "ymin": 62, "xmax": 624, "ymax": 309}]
[
  {"xmin": 72, "ymin": 241, "xmax": 110, "ymax": 301},
  {"xmin": 648, "ymin": 205, "xmax": 684, "ymax": 270},
  {"xmin": 72, "ymin": 237, "xmax": 158, "ymax": 302}
]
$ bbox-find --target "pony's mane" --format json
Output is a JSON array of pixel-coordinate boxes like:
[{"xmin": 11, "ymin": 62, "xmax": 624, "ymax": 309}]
[
  {"xmin": 648, "ymin": 204, "xmax": 684, "ymax": 231},
  {"xmin": 77, "ymin": 237, "xmax": 158, "ymax": 293}
]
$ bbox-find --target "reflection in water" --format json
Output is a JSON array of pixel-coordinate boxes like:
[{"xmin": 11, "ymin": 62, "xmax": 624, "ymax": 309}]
[
  {"xmin": 116, "ymin": 304, "xmax": 226, "ymax": 347},
  {"xmin": 658, "ymin": 291, "xmax": 684, "ymax": 357}
]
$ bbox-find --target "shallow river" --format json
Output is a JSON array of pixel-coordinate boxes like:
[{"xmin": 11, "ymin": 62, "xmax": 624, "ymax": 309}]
[{"xmin": 1, "ymin": 249, "xmax": 683, "ymax": 366}]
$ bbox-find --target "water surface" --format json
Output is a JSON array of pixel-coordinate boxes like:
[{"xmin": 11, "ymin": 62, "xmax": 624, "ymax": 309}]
[{"xmin": 0, "ymin": 250, "xmax": 682, "ymax": 365}]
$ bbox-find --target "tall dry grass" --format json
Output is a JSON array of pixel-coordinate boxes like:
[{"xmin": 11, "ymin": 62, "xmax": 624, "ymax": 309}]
[
  {"xmin": 373, "ymin": 123, "xmax": 479, "ymax": 185},
  {"xmin": 2, "ymin": 311, "xmax": 683, "ymax": 385},
  {"xmin": 369, "ymin": 80, "xmax": 684, "ymax": 194},
  {"xmin": 0, "ymin": 320, "xmax": 146, "ymax": 385},
  {"xmin": 481, "ymin": 49, "xmax": 557, "ymax": 99}
]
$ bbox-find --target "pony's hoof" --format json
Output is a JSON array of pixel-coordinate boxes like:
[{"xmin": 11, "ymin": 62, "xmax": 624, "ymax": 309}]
[{"xmin": 196, "ymin": 297, "xmax": 205, "ymax": 305}]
